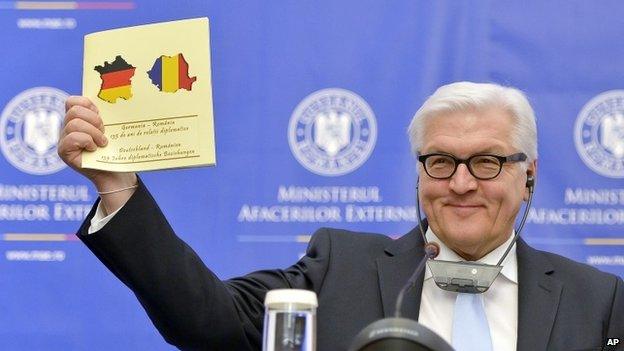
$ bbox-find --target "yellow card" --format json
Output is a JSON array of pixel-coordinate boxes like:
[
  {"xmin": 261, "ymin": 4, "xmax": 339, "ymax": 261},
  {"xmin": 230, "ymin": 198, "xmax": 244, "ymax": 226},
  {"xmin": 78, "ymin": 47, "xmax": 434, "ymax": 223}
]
[{"xmin": 81, "ymin": 17, "xmax": 215, "ymax": 172}]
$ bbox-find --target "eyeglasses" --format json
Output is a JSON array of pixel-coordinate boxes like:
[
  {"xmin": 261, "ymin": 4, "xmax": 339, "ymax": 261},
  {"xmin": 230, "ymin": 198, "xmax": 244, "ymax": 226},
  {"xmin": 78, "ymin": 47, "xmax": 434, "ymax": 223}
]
[{"xmin": 418, "ymin": 152, "xmax": 527, "ymax": 180}]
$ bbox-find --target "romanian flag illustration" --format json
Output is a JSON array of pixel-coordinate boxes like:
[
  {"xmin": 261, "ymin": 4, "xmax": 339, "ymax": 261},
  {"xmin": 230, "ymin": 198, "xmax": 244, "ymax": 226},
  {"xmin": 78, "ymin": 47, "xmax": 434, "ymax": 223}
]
[
  {"xmin": 94, "ymin": 55, "xmax": 136, "ymax": 103},
  {"xmin": 147, "ymin": 53, "xmax": 197, "ymax": 93}
]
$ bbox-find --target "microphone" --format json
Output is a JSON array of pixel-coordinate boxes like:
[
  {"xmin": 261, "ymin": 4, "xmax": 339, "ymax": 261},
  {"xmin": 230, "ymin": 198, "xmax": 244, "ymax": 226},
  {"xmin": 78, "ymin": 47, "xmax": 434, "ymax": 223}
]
[
  {"xmin": 394, "ymin": 242, "xmax": 439, "ymax": 318},
  {"xmin": 348, "ymin": 241, "xmax": 453, "ymax": 351}
]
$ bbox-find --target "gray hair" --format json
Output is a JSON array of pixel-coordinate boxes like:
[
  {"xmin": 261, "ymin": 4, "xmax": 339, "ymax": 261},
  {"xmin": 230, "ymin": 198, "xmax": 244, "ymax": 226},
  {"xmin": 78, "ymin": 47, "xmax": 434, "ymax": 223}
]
[{"xmin": 407, "ymin": 82, "xmax": 538, "ymax": 162}]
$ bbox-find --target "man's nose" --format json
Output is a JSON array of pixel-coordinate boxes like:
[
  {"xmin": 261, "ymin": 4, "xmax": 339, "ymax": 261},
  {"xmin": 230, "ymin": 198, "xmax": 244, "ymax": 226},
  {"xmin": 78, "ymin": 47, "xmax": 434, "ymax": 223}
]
[{"xmin": 449, "ymin": 163, "xmax": 478, "ymax": 194}]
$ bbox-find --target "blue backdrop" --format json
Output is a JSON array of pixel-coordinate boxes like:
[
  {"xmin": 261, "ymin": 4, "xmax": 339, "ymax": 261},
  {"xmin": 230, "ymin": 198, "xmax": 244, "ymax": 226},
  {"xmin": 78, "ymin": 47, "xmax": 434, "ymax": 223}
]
[{"xmin": 1, "ymin": 1, "xmax": 623, "ymax": 349}]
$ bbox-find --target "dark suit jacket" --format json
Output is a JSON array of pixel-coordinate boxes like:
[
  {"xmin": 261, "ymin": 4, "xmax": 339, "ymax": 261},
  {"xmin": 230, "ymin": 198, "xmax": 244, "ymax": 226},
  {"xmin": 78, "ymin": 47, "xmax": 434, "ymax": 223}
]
[{"xmin": 78, "ymin": 180, "xmax": 624, "ymax": 351}]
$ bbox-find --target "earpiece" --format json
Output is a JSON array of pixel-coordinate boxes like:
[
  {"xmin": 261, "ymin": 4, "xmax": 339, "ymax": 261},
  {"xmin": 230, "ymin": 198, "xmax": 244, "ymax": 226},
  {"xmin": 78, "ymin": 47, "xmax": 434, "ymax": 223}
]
[{"xmin": 526, "ymin": 175, "xmax": 535, "ymax": 188}]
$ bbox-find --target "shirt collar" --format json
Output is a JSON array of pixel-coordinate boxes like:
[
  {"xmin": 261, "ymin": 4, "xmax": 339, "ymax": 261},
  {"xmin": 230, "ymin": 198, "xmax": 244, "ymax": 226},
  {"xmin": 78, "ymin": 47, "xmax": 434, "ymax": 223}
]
[{"xmin": 423, "ymin": 228, "xmax": 518, "ymax": 284}]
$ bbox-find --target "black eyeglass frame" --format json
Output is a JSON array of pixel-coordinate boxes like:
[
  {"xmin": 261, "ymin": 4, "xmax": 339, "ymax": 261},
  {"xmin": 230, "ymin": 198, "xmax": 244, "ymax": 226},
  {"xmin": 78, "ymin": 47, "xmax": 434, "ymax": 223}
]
[{"xmin": 417, "ymin": 152, "xmax": 528, "ymax": 180}]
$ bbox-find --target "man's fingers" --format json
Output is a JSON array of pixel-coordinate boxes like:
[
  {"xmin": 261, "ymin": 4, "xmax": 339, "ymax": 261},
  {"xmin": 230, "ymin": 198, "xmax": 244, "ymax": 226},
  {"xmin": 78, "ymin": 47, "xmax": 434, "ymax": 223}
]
[
  {"xmin": 62, "ymin": 118, "xmax": 108, "ymax": 147},
  {"xmin": 58, "ymin": 132, "xmax": 98, "ymax": 159},
  {"xmin": 65, "ymin": 96, "xmax": 99, "ymax": 114},
  {"xmin": 65, "ymin": 104, "xmax": 105, "ymax": 133}
]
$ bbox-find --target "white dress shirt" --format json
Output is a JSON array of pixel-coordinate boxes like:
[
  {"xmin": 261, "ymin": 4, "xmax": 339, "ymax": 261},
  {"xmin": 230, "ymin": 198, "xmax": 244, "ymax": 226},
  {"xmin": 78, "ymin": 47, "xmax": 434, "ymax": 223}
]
[
  {"xmin": 89, "ymin": 203, "xmax": 518, "ymax": 350},
  {"xmin": 418, "ymin": 228, "xmax": 518, "ymax": 351},
  {"xmin": 88, "ymin": 202, "xmax": 120, "ymax": 234}
]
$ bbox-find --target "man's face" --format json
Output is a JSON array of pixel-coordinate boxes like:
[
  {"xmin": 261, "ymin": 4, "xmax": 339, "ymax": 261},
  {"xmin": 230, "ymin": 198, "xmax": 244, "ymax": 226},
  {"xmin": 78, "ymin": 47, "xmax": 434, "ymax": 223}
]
[{"xmin": 418, "ymin": 107, "xmax": 536, "ymax": 260}]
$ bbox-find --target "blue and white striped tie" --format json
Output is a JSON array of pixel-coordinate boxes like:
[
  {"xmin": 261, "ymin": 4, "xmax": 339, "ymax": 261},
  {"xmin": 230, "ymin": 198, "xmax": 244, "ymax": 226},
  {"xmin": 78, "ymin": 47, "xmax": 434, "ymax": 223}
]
[{"xmin": 452, "ymin": 293, "xmax": 493, "ymax": 351}]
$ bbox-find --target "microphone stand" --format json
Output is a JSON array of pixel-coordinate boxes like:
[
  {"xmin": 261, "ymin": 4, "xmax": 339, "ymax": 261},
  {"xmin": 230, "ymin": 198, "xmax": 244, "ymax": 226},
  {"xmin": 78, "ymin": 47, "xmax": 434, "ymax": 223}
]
[
  {"xmin": 394, "ymin": 242, "xmax": 439, "ymax": 318},
  {"xmin": 348, "ymin": 226, "xmax": 452, "ymax": 351}
]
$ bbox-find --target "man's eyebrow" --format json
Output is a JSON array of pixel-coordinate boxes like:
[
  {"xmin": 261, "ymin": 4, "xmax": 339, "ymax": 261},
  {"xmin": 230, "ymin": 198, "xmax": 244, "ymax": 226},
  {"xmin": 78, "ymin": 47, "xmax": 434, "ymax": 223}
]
[{"xmin": 473, "ymin": 146, "xmax": 508, "ymax": 154}]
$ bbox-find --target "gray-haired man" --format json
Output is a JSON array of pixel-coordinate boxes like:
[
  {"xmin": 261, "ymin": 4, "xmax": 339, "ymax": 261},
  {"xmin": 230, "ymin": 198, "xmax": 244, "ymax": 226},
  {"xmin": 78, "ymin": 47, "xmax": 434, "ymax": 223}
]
[{"xmin": 59, "ymin": 82, "xmax": 623, "ymax": 351}]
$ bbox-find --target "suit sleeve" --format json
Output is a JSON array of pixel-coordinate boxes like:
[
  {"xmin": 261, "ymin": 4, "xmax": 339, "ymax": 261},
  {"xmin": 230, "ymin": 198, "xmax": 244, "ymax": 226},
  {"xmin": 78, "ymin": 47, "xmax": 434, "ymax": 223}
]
[
  {"xmin": 605, "ymin": 276, "xmax": 624, "ymax": 350},
  {"xmin": 77, "ymin": 178, "xmax": 333, "ymax": 350}
]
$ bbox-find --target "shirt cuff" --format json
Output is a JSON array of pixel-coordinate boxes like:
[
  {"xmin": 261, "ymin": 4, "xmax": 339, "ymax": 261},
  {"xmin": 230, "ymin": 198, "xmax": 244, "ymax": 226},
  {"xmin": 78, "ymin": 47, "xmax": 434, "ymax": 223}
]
[{"xmin": 87, "ymin": 201, "xmax": 123, "ymax": 234}]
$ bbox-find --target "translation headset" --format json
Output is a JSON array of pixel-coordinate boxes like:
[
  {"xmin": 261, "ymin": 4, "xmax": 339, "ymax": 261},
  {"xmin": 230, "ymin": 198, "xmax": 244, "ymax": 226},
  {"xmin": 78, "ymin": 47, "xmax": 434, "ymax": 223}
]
[
  {"xmin": 347, "ymin": 173, "xmax": 536, "ymax": 351},
  {"xmin": 415, "ymin": 172, "xmax": 535, "ymax": 294},
  {"xmin": 526, "ymin": 174, "xmax": 535, "ymax": 188}
]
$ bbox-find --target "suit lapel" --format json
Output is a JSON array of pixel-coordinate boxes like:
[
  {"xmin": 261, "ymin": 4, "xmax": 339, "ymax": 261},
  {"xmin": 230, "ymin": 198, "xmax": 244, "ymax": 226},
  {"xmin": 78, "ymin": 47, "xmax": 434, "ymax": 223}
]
[
  {"xmin": 516, "ymin": 238, "xmax": 563, "ymax": 351},
  {"xmin": 376, "ymin": 226, "xmax": 426, "ymax": 321}
]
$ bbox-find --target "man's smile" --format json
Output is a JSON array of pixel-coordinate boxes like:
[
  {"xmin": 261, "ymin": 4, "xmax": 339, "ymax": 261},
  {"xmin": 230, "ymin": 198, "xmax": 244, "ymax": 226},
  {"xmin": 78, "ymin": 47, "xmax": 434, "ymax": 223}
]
[{"xmin": 445, "ymin": 203, "xmax": 485, "ymax": 216}]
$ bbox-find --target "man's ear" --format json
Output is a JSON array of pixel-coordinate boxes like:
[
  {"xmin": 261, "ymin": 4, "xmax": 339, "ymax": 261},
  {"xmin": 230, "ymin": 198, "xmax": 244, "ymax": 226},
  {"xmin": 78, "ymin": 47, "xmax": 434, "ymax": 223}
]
[{"xmin": 524, "ymin": 159, "xmax": 537, "ymax": 201}]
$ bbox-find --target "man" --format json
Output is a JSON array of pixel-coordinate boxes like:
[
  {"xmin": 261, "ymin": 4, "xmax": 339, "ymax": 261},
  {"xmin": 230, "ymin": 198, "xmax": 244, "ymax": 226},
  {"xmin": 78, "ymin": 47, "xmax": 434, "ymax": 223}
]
[{"xmin": 59, "ymin": 82, "xmax": 623, "ymax": 351}]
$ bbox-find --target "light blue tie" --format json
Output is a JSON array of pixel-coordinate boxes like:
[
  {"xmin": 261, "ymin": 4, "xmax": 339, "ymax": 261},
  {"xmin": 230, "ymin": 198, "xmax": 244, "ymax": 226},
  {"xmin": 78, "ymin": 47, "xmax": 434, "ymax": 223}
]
[{"xmin": 452, "ymin": 293, "xmax": 493, "ymax": 351}]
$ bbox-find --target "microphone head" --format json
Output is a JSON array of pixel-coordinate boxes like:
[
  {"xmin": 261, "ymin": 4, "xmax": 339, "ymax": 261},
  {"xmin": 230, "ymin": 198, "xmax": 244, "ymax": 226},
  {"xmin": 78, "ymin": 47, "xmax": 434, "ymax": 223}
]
[
  {"xmin": 348, "ymin": 317, "xmax": 453, "ymax": 351},
  {"xmin": 424, "ymin": 242, "xmax": 440, "ymax": 259}
]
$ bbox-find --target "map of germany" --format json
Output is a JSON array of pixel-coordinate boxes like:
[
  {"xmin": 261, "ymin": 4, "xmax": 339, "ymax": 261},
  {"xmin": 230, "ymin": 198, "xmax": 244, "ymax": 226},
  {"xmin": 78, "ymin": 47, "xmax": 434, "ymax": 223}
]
[
  {"xmin": 147, "ymin": 53, "xmax": 197, "ymax": 93},
  {"xmin": 94, "ymin": 55, "xmax": 135, "ymax": 103}
]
